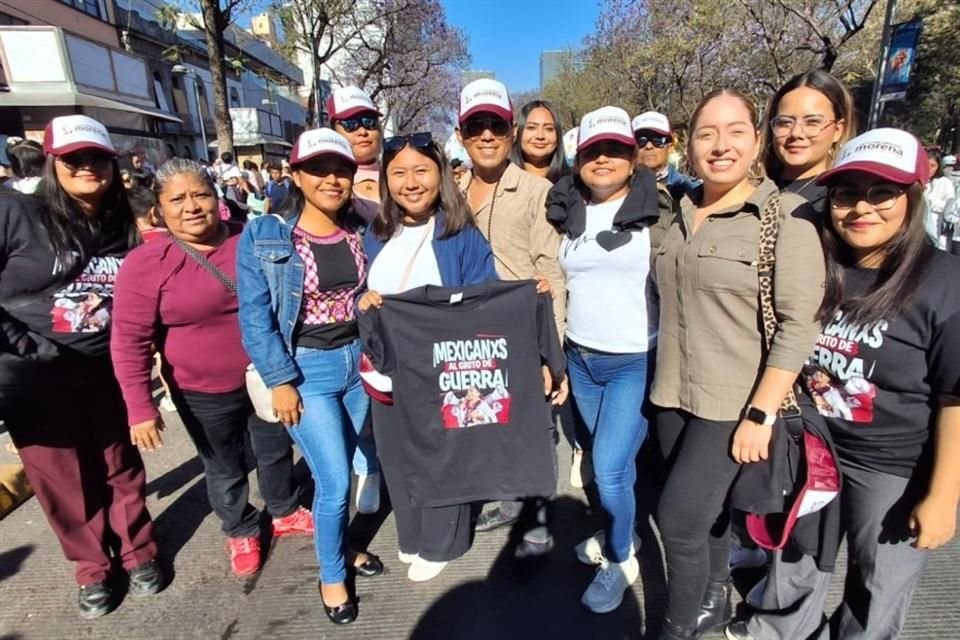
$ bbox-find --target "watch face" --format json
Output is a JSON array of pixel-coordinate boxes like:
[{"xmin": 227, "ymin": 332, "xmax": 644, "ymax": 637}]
[{"xmin": 747, "ymin": 407, "xmax": 771, "ymax": 425}]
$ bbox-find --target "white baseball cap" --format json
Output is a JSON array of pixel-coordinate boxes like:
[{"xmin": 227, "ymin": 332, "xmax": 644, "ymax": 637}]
[
  {"xmin": 43, "ymin": 115, "xmax": 116, "ymax": 157},
  {"xmin": 943, "ymin": 154, "xmax": 957, "ymax": 167},
  {"xmin": 289, "ymin": 128, "xmax": 357, "ymax": 168},
  {"xmin": 577, "ymin": 106, "xmax": 636, "ymax": 151},
  {"xmin": 632, "ymin": 111, "xmax": 672, "ymax": 137},
  {"xmin": 459, "ymin": 79, "xmax": 513, "ymax": 124},
  {"xmin": 817, "ymin": 128, "xmax": 929, "ymax": 187},
  {"xmin": 326, "ymin": 86, "xmax": 381, "ymax": 121}
]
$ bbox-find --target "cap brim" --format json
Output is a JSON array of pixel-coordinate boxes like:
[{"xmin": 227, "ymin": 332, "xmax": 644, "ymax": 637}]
[
  {"xmin": 290, "ymin": 149, "xmax": 358, "ymax": 169},
  {"xmin": 578, "ymin": 133, "xmax": 637, "ymax": 152},
  {"xmin": 633, "ymin": 126, "xmax": 671, "ymax": 137},
  {"xmin": 459, "ymin": 105, "xmax": 514, "ymax": 125},
  {"xmin": 332, "ymin": 106, "xmax": 382, "ymax": 121},
  {"xmin": 49, "ymin": 141, "xmax": 118, "ymax": 157},
  {"xmin": 816, "ymin": 160, "xmax": 917, "ymax": 186}
]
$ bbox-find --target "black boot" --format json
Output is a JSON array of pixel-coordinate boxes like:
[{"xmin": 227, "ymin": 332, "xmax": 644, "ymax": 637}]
[
  {"xmin": 694, "ymin": 580, "xmax": 733, "ymax": 637},
  {"xmin": 659, "ymin": 618, "xmax": 695, "ymax": 640}
]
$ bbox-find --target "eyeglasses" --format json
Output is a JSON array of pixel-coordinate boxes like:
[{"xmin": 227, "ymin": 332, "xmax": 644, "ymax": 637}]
[
  {"xmin": 383, "ymin": 131, "xmax": 434, "ymax": 154},
  {"xmin": 57, "ymin": 152, "xmax": 113, "ymax": 170},
  {"xmin": 635, "ymin": 134, "xmax": 671, "ymax": 148},
  {"xmin": 770, "ymin": 116, "xmax": 836, "ymax": 138},
  {"xmin": 829, "ymin": 184, "xmax": 904, "ymax": 212},
  {"xmin": 461, "ymin": 117, "xmax": 512, "ymax": 139},
  {"xmin": 336, "ymin": 114, "xmax": 379, "ymax": 133}
]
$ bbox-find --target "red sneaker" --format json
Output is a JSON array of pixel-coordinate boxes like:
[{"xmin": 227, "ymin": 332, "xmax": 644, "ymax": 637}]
[
  {"xmin": 225, "ymin": 536, "xmax": 261, "ymax": 577},
  {"xmin": 272, "ymin": 506, "xmax": 315, "ymax": 538}
]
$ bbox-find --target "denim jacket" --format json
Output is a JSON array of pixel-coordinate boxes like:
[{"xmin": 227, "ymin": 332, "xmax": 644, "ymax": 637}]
[{"xmin": 236, "ymin": 212, "xmax": 366, "ymax": 388}]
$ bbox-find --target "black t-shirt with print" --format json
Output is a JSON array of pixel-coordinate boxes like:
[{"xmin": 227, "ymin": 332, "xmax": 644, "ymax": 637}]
[
  {"xmin": 802, "ymin": 251, "xmax": 960, "ymax": 477},
  {"xmin": 359, "ymin": 280, "xmax": 565, "ymax": 508},
  {"xmin": 295, "ymin": 237, "xmax": 360, "ymax": 350},
  {"xmin": 0, "ymin": 192, "xmax": 133, "ymax": 359}
]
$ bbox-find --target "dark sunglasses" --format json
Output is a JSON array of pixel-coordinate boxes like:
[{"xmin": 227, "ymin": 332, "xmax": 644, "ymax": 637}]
[
  {"xmin": 461, "ymin": 117, "xmax": 512, "ymax": 139},
  {"xmin": 336, "ymin": 114, "xmax": 379, "ymax": 133},
  {"xmin": 635, "ymin": 134, "xmax": 671, "ymax": 148},
  {"xmin": 57, "ymin": 151, "xmax": 113, "ymax": 170},
  {"xmin": 383, "ymin": 131, "xmax": 434, "ymax": 154}
]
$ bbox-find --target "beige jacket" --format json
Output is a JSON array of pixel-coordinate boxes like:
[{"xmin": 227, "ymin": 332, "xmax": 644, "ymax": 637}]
[
  {"xmin": 650, "ymin": 178, "xmax": 825, "ymax": 421},
  {"xmin": 460, "ymin": 162, "xmax": 567, "ymax": 337}
]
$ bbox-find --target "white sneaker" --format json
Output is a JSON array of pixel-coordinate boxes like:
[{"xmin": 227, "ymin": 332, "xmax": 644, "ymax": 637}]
[
  {"xmin": 398, "ymin": 551, "xmax": 419, "ymax": 564},
  {"xmin": 570, "ymin": 448, "xmax": 585, "ymax": 488},
  {"xmin": 407, "ymin": 557, "xmax": 448, "ymax": 582},
  {"xmin": 575, "ymin": 529, "xmax": 641, "ymax": 566},
  {"xmin": 730, "ymin": 542, "xmax": 769, "ymax": 570},
  {"xmin": 581, "ymin": 556, "xmax": 639, "ymax": 613},
  {"xmin": 355, "ymin": 472, "xmax": 381, "ymax": 514}
]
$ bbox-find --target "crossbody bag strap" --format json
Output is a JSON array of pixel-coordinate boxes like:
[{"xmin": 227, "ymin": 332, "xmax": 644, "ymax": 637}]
[
  {"xmin": 169, "ymin": 234, "xmax": 237, "ymax": 295},
  {"xmin": 756, "ymin": 193, "xmax": 800, "ymax": 414}
]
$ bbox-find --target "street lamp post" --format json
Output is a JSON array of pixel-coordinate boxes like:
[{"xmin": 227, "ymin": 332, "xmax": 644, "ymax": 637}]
[{"xmin": 172, "ymin": 64, "xmax": 209, "ymax": 161}]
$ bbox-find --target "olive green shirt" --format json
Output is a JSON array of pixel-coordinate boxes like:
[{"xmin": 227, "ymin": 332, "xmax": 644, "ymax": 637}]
[
  {"xmin": 650, "ymin": 178, "xmax": 825, "ymax": 421},
  {"xmin": 460, "ymin": 162, "xmax": 567, "ymax": 337}
]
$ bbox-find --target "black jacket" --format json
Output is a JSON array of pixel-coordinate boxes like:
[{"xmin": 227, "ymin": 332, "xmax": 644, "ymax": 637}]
[
  {"xmin": 730, "ymin": 395, "xmax": 843, "ymax": 572},
  {"xmin": 546, "ymin": 168, "xmax": 662, "ymax": 239}
]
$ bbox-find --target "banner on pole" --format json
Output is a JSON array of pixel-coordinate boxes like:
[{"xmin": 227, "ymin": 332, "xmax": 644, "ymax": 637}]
[{"xmin": 880, "ymin": 20, "xmax": 923, "ymax": 102}]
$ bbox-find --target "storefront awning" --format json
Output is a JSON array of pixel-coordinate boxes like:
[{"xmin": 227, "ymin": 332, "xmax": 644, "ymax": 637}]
[
  {"xmin": 208, "ymin": 134, "xmax": 293, "ymax": 148},
  {"xmin": 0, "ymin": 90, "xmax": 182, "ymax": 122}
]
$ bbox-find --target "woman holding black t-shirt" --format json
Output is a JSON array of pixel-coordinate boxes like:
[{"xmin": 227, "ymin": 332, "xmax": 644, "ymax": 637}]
[
  {"xmin": 762, "ymin": 70, "xmax": 855, "ymax": 214},
  {"xmin": 727, "ymin": 129, "xmax": 960, "ymax": 640},
  {"xmin": 0, "ymin": 116, "xmax": 161, "ymax": 618}
]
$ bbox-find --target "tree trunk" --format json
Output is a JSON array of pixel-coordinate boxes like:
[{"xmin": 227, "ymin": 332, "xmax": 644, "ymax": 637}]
[{"xmin": 201, "ymin": 0, "xmax": 234, "ymax": 158}]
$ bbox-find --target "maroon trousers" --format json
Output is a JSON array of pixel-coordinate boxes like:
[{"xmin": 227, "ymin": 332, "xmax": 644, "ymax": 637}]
[{"xmin": 5, "ymin": 361, "xmax": 157, "ymax": 585}]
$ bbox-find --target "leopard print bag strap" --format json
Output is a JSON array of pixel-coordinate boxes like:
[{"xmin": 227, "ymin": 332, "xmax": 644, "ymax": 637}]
[{"xmin": 757, "ymin": 192, "xmax": 801, "ymax": 414}]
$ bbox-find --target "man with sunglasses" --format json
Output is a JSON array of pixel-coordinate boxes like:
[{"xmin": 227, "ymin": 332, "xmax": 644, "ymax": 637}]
[
  {"xmin": 327, "ymin": 86, "xmax": 383, "ymax": 224},
  {"xmin": 455, "ymin": 78, "xmax": 566, "ymax": 560},
  {"xmin": 632, "ymin": 111, "xmax": 699, "ymax": 202}
]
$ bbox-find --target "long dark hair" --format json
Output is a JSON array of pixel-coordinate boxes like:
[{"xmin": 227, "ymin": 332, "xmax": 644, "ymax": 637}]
[
  {"xmin": 818, "ymin": 182, "xmax": 934, "ymax": 326},
  {"xmin": 374, "ymin": 138, "xmax": 476, "ymax": 241},
  {"xmin": 762, "ymin": 70, "xmax": 856, "ymax": 180},
  {"xmin": 510, "ymin": 100, "xmax": 569, "ymax": 183},
  {"xmin": 35, "ymin": 155, "xmax": 138, "ymax": 279},
  {"xmin": 928, "ymin": 149, "xmax": 943, "ymax": 179}
]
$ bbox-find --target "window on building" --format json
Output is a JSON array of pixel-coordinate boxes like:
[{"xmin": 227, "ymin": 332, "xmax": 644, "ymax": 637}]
[
  {"xmin": 0, "ymin": 13, "xmax": 29, "ymax": 26},
  {"xmin": 59, "ymin": 0, "xmax": 103, "ymax": 20}
]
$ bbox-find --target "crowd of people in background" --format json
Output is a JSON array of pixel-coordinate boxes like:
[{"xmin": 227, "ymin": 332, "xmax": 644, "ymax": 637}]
[{"xmin": 0, "ymin": 68, "xmax": 957, "ymax": 640}]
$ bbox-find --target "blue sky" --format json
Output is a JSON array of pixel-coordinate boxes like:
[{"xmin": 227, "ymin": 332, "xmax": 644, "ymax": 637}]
[{"xmin": 441, "ymin": 0, "xmax": 602, "ymax": 93}]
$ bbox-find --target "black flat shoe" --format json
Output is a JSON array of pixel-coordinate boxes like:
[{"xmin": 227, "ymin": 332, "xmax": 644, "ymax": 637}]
[
  {"xmin": 352, "ymin": 554, "xmax": 384, "ymax": 578},
  {"xmin": 319, "ymin": 584, "xmax": 357, "ymax": 625},
  {"xmin": 475, "ymin": 507, "xmax": 519, "ymax": 533},
  {"xmin": 128, "ymin": 560, "xmax": 164, "ymax": 597},
  {"xmin": 694, "ymin": 579, "xmax": 733, "ymax": 636},
  {"xmin": 78, "ymin": 581, "xmax": 117, "ymax": 619}
]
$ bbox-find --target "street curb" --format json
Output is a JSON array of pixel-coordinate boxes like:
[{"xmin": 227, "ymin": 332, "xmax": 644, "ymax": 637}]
[{"xmin": 0, "ymin": 462, "xmax": 32, "ymax": 519}]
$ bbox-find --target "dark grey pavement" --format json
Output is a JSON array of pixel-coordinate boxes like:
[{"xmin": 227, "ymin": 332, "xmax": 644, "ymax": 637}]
[{"xmin": 1, "ymin": 406, "xmax": 958, "ymax": 640}]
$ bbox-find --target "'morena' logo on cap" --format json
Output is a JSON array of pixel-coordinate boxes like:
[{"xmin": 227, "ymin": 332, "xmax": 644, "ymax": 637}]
[
  {"xmin": 586, "ymin": 115, "xmax": 629, "ymax": 129},
  {"xmin": 339, "ymin": 90, "xmax": 370, "ymax": 104},
  {"xmin": 60, "ymin": 123, "xmax": 108, "ymax": 140},
  {"xmin": 846, "ymin": 141, "xmax": 904, "ymax": 158},
  {"xmin": 464, "ymin": 89, "xmax": 505, "ymax": 105},
  {"xmin": 304, "ymin": 133, "xmax": 349, "ymax": 154}
]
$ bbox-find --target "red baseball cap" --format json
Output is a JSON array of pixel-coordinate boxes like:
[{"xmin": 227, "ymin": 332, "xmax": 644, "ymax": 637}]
[
  {"xmin": 359, "ymin": 353, "xmax": 393, "ymax": 405},
  {"xmin": 459, "ymin": 79, "xmax": 513, "ymax": 124},
  {"xmin": 746, "ymin": 430, "xmax": 840, "ymax": 550},
  {"xmin": 817, "ymin": 128, "xmax": 930, "ymax": 187},
  {"xmin": 326, "ymin": 86, "xmax": 381, "ymax": 121},
  {"xmin": 43, "ymin": 115, "xmax": 117, "ymax": 157}
]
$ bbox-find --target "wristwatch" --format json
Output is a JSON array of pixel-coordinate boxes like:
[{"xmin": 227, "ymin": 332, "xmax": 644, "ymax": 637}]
[{"xmin": 744, "ymin": 405, "xmax": 776, "ymax": 427}]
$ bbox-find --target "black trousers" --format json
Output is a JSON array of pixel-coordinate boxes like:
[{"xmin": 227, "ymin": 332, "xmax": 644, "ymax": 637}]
[
  {"xmin": 176, "ymin": 386, "xmax": 299, "ymax": 538},
  {"xmin": 372, "ymin": 401, "xmax": 472, "ymax": 562},
  {"xmin": 655, "ymin": 408, "xmax": 740, "ymax": 629}
]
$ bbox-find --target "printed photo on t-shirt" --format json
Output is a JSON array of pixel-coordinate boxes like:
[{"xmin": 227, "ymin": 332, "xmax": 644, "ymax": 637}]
[
  {"xmin": 50, "ymin": 256, "xmax": 121, "ymax": 333},
  {"xmin": 434, "ymin": 336, "xmax": 511, "ymax": 429}
]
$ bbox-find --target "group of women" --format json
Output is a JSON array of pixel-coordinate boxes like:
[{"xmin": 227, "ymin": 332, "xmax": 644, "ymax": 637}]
[{"xmin": 0, "ymin": 69, "xmax": 956, "ymax": 639}]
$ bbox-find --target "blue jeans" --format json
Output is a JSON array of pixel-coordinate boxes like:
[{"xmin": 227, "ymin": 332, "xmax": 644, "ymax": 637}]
[
  {"xmin": 566, "ymin": 342, "xmax": 650, "ymax": 562},
  {"xmin": 288, "ymin": 340, "xmax": 373, "ymax": 584}
]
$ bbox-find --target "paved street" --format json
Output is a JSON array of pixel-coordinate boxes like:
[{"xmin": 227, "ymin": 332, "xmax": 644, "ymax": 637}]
[{"xmin": 1, "ymin": 406, "xmax": 958, "ymax": 640}]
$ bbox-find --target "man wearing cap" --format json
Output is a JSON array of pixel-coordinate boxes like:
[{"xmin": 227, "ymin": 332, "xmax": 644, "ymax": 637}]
[
  {"xmin": 328, "ymin": 86, "xmax": 383, "ymax": 223},
  {"xmin": 456, "ymin": 77, "xmax": 566, "ymax": 555},
  {"xmin": 632, "ymin": 111, "xmax": 700, "ymax": 202},
  {"xmin": 943, "ymin": 154, "xmax": 960, "ymax": 189}
]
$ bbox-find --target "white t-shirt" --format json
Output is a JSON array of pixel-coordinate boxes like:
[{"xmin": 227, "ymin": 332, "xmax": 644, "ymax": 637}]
[
  {"xmin": 559, "ymin": 196, "xmax": 656, "ymax": 353},
  {"xmin": 367, "ymin": 217, "xmax": 442, "ymax": 295}
]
